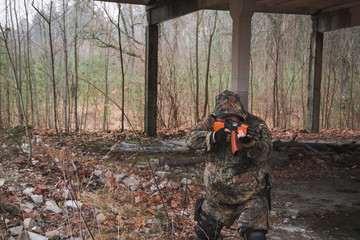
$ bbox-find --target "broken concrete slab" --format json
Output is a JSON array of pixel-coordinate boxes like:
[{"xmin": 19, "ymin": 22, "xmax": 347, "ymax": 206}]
[{"xmin": 45, "ymin": 200, "xmax": 61, "ymax": 214}]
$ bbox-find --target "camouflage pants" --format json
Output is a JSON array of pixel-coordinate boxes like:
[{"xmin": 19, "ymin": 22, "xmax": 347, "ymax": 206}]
[{"xmin": 201, "ymin": 195, "xmax": 269, "ymax": 234}]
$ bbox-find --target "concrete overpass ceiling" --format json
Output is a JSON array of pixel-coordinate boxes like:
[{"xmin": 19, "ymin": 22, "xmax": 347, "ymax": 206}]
[
  {"xmin": 254, "ymin": 0, "xmax": 360, "ymax": 15},
  {"xmin": 99, "ymin": 0, "xmax": 360, "ymax": 14},
  {"xmin": 100, "ymin": 0, "xmax": 360, "ymax": 31}
]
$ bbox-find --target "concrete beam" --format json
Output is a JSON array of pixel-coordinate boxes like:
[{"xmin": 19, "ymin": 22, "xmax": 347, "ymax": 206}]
[
  {"xmin": 99, "ymin": 0, "xmax": 150, "ymax": 4},
  {"xmin": 229, "ymin": 0, "xmax": 254, "ymax": 111},
  {"xmin": 144, "ymin": 24, "xmax": 158, "ymax": 136},
  {"xmin": 307, "ymin": 17, "xmax": 323, "ymax": 133},
  {"xmin": 146, "ymin": 0, "xmax": 199, "ymax": 25},
  {"xmin": 146, "ymin": 0, "xmax": 227, "ymax": 25},
  {"xmin": 318, "ymin": 5, "xmax": 360, "ymax": 32}
]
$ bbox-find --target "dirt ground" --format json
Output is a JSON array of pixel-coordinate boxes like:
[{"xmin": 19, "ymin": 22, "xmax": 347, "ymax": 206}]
[
  {"xmin": 265, "ymin": 156, "xmax": 360, "ymax": 240},
  {"xmin": 267, "ymin": 178, "xmax": 360, "ymax": 240}
]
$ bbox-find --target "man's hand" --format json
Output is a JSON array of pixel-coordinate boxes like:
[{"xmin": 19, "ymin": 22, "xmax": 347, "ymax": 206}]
[
  {"xmin": 213, "ymin": 128, "xmax": 229, "ymax": 143},
  {"xmin": 237, "ymin": 131, "xmax": 253, "ymax": 143}
]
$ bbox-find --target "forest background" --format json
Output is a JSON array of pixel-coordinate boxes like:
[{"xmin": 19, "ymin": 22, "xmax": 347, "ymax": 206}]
[{"xmin": 1, "ymin": 0, "xmax": 359, "ymax": 133}]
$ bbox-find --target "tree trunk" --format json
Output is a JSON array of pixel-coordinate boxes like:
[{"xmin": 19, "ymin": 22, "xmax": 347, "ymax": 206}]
[
  {"xmin": 117, "ymin": 4, "xmax": 126, "ymax": 132},
  {"xmin": 24, "ymin": 0, "xmax": 35, "ymax": 128},
  {"xmin": 103, "ymin": 45, "xmax": 110, "ymax": 131},
  {"xmin": 10, "ymin": 0, "xmax": 23, "ymax": 124},
  {"xmin": 202, "ymin": 11, "xmax": 218, "ymax": 119},
  {"xmin": 30, "ymin": 23, "xmax": 40, "ymax": 128},
  {"xmin": 48, "ymin": 3, "xmax": 59, "ymax": 133},
  {"xmin": 194, "ymin": 11, "xmax": 203, "ymax": 122},
  {"xmin": 83, "ymin": 83, "xmax": 90, "ymax": 130},
  {"xmin": 32, "ymin": 2, "xmax": 58, "ymax": 133},
  {"xmin": 0, "ymin": 76, "xmax": 2, "ymax": 129},
  {"xmin": 62, "ymin": 0, "xmax": 69, "ymax": 131},
  {"xmin": 74, "ymin": 0, "xmax": 79, "ymax": 131}
]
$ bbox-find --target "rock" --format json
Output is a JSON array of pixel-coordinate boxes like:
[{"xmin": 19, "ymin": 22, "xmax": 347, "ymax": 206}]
[
  {"xmin": 146, "ymin": 219, "xmax": 155, "ymax": 225},
  {"xmin": 9, "ymin": 225, "xmax": 23, "ymax": 236},
  {"xmin": 20, "ymin": 231, "xmax": 49, "ymax": 240},
  {"xmin": 62, "ymin": 189, "xmax": 70, "ymax": 199},
  {"xmin": 24, "ymin": 202, "xmax": 35, "ymax": 210},
  {"xmin": 316, "ymin": 159, "xmax": 325, "ymax": 164},
  {"xmin": 64, "ymin": 200, "xmax": 82, "ymax": 210},
  {"xmin": 271, "ymin": 237, "xmax": 282, "ymax": 240},
  {"xmin": 31, "ymin": 194, "xmax": 43, "ymax": 203},
  {"xmin": 166, "ymin": 181, "xmax": 179, "ymax": 189},
  {"xmin": 45, "ymin": 229, "xmax": 60, "ymax": 240},
  {"xmin": 180, "ymin": 210, "xmax": 189, "ymax": 216},
  {"xmin": 135, "ymin": 196, "xmax": 141, "ymax": 203},
  {"xmin": 96, "ymin": 213, "xmax": 106, "ymax": 224},
  {"xmin": 114, "ymin": 172, "xmax": 128, "ymax": 183},
  {"xmin": 269, "ymin": 211, "xmax": 278, "ymax": 217},
  {"xmin": 45, "ymin": 201, "xmax": 61, "ymax": 214},
  {"xmin": 31, "ymin": 226, "xmax": 44, "ymax": 234},
  {"xmin": 24, "ymin": 218, "xmax": 35, "ymax": 229},
  {"xmin": 123, "ymin": 175, "xmax": 141, "ymax": 191},
  {"xmin": 0, "ymin": 178, "xmax": 5, "ymax": 186},
  {"xmin": 155, "ymin": 171, "xmax": 170, "ymax": 178},
  {"xmin": 94, "ymin": 170, "xmax": 102, "ymax": 177},
  {"xmin": 23, "ymin": 187, "xmax": 34, "ymax": 195},
  {"xmin": 181, "ymin": 178, "xmax": 192, "ymax": 185},
  {"xmin": 150, "ymin": 183, "xmax": 164, "ymax": 192}
]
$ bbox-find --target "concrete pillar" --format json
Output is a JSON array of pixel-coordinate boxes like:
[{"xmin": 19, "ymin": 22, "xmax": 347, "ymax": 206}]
[
  {"xmin": 307, "ymin": 17, "xmax": 323, "ymax": 133},
  {"xmin": 229, "ymin": 0, "xmax": 254, "ymax": 111},
  {"xmin": 145, "ymin": 24, "xmax": 158, "ymax": 136}
]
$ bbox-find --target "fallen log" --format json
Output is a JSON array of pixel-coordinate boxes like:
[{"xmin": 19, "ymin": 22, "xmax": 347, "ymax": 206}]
[{"xmin": 273, "ymin": 141, "xmax": 360, "ymax": 153}]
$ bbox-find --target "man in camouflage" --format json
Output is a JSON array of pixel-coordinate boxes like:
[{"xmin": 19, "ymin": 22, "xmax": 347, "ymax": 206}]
[{"xmin": 185, "ymin": 90, "xmax": 272, "ymax": 240}]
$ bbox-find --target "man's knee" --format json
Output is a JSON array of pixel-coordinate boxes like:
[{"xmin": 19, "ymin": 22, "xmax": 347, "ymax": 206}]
[
  {"xmin": 195, "ymin": 212, "xmax": 223, "ymax": 240},
  {"xmin": 243, "ymin": 228, "xmax": 267, "ymax": 240}
]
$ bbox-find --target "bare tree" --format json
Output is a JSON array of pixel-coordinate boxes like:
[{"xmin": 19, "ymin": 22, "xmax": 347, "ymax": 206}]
[
  {"xmin": 61, "ymin": 0, "xmax": 70, "ymax": 131},
  {"xmin": 74, "ymin": 0, "xmax": 80, "ymax": 131},
  {"xmin": 32, "ymin": 1, "xmax": 59, "ymax": 133},
  {"xmin": 194, "ymin": 11, "xmax": 203, "ymax": 122},
  {"xmin": 103, "ymin": 4, "xmax": 127, "ymax": 131},
  {"xmin": 103, "ymin": 32, "xmax": 110, "ymax": 131},
  {"xmin": 202, "ymin": 11, "xmax": 218, "ymax": 118}
]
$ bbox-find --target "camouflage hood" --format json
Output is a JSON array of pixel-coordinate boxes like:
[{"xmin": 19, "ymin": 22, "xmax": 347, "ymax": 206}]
[{"xmin": 211, "ymin": 90, "xmax": 248, "ymax": 119}]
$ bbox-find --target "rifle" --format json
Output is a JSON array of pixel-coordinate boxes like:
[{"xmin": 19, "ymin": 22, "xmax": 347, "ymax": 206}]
[{"xmin": 213, "ymin": 119, "xmax": 262, "ymax": 156}]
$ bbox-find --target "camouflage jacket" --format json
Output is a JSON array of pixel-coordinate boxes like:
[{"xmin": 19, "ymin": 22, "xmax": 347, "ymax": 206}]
[{"xmin": 185, "ymin": 90, "xmax": 272, "ymax": 205}]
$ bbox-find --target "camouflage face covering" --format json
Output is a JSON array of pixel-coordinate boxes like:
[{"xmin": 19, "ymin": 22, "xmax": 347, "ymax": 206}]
[{"xmin": 212, "ymin": 90, "xmax": 247, "ymax": 120}]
